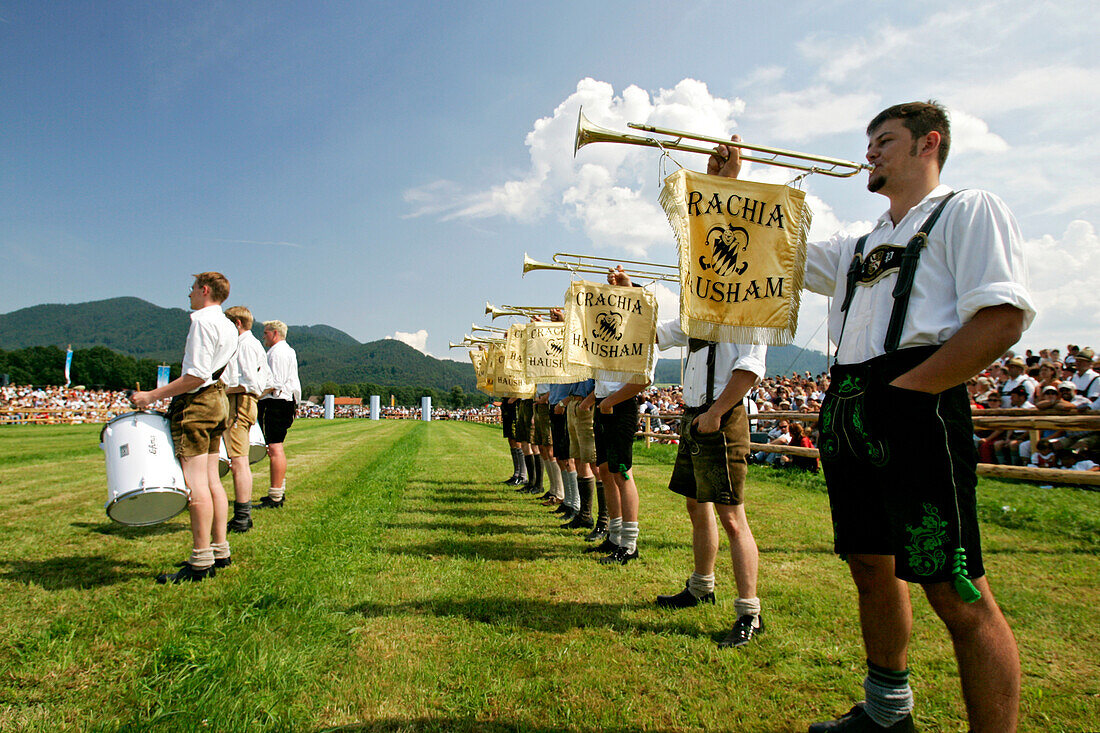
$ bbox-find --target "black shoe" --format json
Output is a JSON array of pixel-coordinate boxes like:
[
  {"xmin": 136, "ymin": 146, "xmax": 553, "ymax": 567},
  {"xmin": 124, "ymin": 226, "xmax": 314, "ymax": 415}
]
[
  {"xmin": 177, "ymin": 556, "xmax": 232, "ymax": 569},
  {"xmin": 808, "ymin": 703, "xmax": 916, "ymax": 732},
  {"xmin": 538, "ymin": 491, "xmax": 554, "ymax": 501},
  {"xmin": 523, "ymin": 485, "xmax": 543, "ymax": 494},
  {"xmin": 583, "ymin": 526, "xmax": 608, "ymax": 542},
  {"xmin": 156, "ymin": 563, "xmax": 215, "ymax": 584},
  {"xmin": 562, "ymin": 513, "xmax": 594, "ymax": 530},
  {"xmin": 255, "ymin": 496, "xmax": 284, "ymax": 509},
  {"xmin": 227, "ymin": 516, "xmax": 253, "ymax": 533},
  {"xmin": 656, "ymin": 582, "xmax": 716, "ymax": 609},
  {"xmin": 718, "ymin": 614, "xmax": 765, "ymax": 649},
  {"xmin": 502, "ymin": 475, "xmax": 521, "ymax": 485},
  {"xmin": 584, "ymin": 538, "xmax": 617, "ymax": 554},
  {"xmin": 552, "ymin": 503, "xmax": 571, "ymax": 515},
  {"xmin": 598, "ymin": 545, "xmax": 638, "ymax": 565}
]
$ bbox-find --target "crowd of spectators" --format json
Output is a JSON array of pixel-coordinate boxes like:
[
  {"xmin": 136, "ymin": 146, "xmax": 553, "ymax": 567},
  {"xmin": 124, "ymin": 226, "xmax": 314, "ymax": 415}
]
[
  {"xmin": 6, "ymin": 343, "xmax": 1099, "ymax": 475},
  {"xmin": 0, "ymin": 385, "xmax": 136, "ymax": 423}
]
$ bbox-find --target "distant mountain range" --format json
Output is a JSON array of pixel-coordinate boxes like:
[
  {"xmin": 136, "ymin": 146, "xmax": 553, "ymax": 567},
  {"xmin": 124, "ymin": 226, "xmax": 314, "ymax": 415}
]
[{"xmin": 0, "ymin": 297, "xmax": 830, "ymax": 389}]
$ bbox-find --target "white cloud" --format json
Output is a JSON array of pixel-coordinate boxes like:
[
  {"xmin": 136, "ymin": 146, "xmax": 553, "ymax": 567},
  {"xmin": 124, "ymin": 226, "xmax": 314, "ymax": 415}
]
[
  {"xmin": 1022, "ymin": 220, "xmax": 1100, "ymax": 349},
  {"xmin": 386, "ymin": 329, "xmax": 431, "ymax": 356},
  {"xmin": 405, "ymin": 77, "xmax": 744, "ymax": 257},
  {"xmin": 947, "ymin": 109, "xmax": 1009, "ymax": 156},
  {"xmin": 742, "ymin": 87, "xmax": 880, "ymax": 143},
  {"xmin": 945, "ymin": 65, "xmax": 1100, "ymax": 118}
]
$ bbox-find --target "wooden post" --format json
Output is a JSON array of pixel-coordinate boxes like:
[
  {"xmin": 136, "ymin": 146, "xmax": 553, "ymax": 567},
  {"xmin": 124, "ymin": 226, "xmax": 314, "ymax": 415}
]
[{"xmin": 645, "ymin": 415, "xmax": 651, "ymax": 448}]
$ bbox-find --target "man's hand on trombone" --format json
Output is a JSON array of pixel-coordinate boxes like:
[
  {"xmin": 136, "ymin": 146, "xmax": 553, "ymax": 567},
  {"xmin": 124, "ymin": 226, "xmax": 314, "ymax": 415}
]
[
  {"xmin": 707, "ymin": 133, "xmax": 743, "ymax": 179},
  {"xmin": 607, "ymin": 265, "xmax": 632, "ymax": 288}
]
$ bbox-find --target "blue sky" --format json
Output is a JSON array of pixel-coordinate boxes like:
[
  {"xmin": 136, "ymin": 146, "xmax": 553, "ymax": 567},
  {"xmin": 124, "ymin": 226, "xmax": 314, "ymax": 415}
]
[{"xmin": 2, "ymin": 1, "xmax": 1097, "ymax": 359}]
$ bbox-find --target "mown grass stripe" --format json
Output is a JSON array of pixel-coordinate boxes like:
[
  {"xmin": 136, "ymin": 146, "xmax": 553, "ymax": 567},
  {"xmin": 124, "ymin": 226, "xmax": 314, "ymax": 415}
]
[{"xmin": 94, "ymin": 424, "xmax": 427, "ymax": 732}]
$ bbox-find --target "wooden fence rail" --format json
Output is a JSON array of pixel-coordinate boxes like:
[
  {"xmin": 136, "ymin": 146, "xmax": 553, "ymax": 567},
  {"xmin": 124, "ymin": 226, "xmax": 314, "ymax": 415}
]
[{"xmin": 637, "ymin": 411, "xmax": 1100, "ymax": 488}]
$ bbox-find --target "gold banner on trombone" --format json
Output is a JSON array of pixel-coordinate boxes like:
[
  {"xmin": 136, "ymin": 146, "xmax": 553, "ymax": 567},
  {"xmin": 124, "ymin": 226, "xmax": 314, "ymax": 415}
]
[
  {"xmin": 562, "ymin": 280, "xmax": 657, "ymax": 385},
  {"xmin": 470, "ymin": 349, "xmax": 494, "ymax": 395},
  {"xmin": 495, "ymin": 327, "xmax": 536, "ymax": 398},
  {"xmin": 524, "ymin": 322, "xmax": 583, "ymax": 384},
  {"xmin": 660, "ymin": 169, "xmax": 811, "ymax": 345}
]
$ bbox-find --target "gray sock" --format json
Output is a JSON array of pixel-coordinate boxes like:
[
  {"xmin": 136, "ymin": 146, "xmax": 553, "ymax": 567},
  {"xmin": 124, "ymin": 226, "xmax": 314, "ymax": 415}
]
[
  {"xmin": 688, "ymin": 572, "xmax": 715, "ymax": 599},
  {"xmin": 620, "ymin": 521, "xmax": 638, "ymax": 552},
  {"xmin": 863, "ymin": 661, "xmax": 914, "ymax": 727}
]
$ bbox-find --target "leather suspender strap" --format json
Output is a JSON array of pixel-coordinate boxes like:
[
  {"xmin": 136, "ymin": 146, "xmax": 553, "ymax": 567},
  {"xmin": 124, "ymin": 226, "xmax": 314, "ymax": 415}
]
[
  {"xmin": 687, "ymin": 337, "xmax": 717, "ymax": 405},
  {"xmin": 834, "ymin": 233, "xmax": 870, "ymax": 364},
  {"xmin": 705, "ymin": 344, "xmax": 716, "ymax": 405},
  {"xmin": 883, "ymin": 190, "xmax": 959, "ymax": 353}
]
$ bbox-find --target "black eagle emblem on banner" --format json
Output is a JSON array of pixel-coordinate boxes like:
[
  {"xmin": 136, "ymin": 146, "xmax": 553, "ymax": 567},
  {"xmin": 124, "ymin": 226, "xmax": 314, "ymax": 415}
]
[
  {"xmin": 547, "ymin": 340, "xmax": 563, "ymax": 356},
  {"xmin": 592, "ymin": 311, "xmax": 624, "ymax": 342},
  {"xmin": 700, "ymin": 225, "xmax": 749, "ymax": 277}
]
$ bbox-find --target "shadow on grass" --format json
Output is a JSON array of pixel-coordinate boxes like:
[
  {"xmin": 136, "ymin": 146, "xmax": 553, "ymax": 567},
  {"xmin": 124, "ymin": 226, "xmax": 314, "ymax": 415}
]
[
  {"xmin": 0, "ymin": 554, "xmax": 150, "ymax": 590},
  {"xmin": 385, "ymin": 538, "xmax": 563, "ymax": 562},
  {"xmin": 318, "ymin": 720, "xmax": 689, "ymax": 733},
  {"xmin": 384, "ymin": 520, "xmax": 547, "ymax": 536},
  {"xmin": 413, "ymin": 479, "xmax": 487, "ymax": 487},
  {"xmin": 424, "ymin": 507, "xmax": 517, "ymax": 518},
  {"xmin": 72, "ymin": 520, "xmax": 187, "ymax": 538},
  {"xmin": 346, "ymin": 594, "xmax": 713, "ymax": 639}
]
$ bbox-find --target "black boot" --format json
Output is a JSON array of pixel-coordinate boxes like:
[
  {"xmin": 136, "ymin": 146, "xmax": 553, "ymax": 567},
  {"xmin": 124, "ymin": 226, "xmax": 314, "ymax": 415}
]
[
  {"xmin": 524, "ymin": 455, "xmax": 544, "ymax": 494},
  {"xmin": 516, "ymin": 454, "xmax": 535, "ymax": 492},
  {"xmin": 227, "ymin": 501, "xmax": 253, "ymax": 533}
]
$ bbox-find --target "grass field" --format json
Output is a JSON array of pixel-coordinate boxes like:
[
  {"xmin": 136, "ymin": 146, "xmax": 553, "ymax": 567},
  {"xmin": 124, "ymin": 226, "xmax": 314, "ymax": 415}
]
[{"xmin": 0, "ymin": 419, "xmax": 1097, "ymax": 732}]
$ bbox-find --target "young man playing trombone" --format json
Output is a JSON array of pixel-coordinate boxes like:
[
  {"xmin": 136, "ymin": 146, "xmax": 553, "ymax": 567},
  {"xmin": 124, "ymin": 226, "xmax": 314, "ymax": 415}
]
[{"xmin": 711, "ymin": 102, "xmax": 1032, "ymax": 732}]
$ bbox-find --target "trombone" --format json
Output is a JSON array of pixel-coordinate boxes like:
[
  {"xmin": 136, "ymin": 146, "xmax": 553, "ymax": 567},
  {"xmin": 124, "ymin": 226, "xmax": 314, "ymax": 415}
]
[
  {"xmin": 523, "ymin": 251, "xmax": 679, "ymax": 283},
  {"xmin": 574, "ymin": 107, "xmax": 872, "ymax": 179},
  {"xmin": 485, "ymin": 301, "xmax": 558, "ymax": 319},
  {"xmin": 471, "ymin": 323, "xmax": 508, "ymax": 335}
]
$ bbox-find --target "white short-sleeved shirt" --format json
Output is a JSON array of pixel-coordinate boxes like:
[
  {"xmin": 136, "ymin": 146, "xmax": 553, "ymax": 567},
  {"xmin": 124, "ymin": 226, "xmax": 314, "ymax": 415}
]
[
  {"xmin": 181, "ymin": 305, "xmax": 238, "ymax": 393},
  {"xmin": 803, "ymin": 185, "xmax": 1036, "ymax": 365},
  {"xmin": 655, "ymin": 319, "xmax": 766, "ymax": 408},
  {"xmin": 222, "ymin": 330, "xmax": 273, "ymax": 397},
  {"xmin": 1070, "ymin": 370, "xmax": 1100, "ymax": 400},
  {"xmin": 262, "ymin": 339, "xmax": 301, "ymax": 403},
  {"xmin": 1001, "ymin": 374, "xmax": 1037, "ymax": 408}
]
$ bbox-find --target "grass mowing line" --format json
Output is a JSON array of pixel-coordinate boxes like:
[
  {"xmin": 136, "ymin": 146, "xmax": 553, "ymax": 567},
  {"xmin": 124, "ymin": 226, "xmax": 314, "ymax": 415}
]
[{"xmin": 110, "ymin": 422, "xmax": 426, "ymax": 732}]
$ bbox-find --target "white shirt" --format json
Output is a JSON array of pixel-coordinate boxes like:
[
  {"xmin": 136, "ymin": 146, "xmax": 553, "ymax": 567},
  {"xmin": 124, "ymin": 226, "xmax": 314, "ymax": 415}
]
[
  {"xmin": 263, "ymin": 339, "xmax": 301, "ymax": 403},
  {"xmin": 655, "ymin": 319, "xmax": 766, "ymax": 408},
  {"xmin": 803, "ymin": 186, "xmax": 1036, "ymax": 365},
  {"xmin": 181, "ymin": 305, "xmax": 238, "ymax": 393},
  {"xmin": 222, "ymin": 330, "xmax": 273, "ymax": 397},
  {"xmin": 1001, "ymin": 374, "xmax": 1037, "ymax": 408},
  {"xmin": 1070, "ymin": 369, "xmax": 1100, "ymax": 399}
]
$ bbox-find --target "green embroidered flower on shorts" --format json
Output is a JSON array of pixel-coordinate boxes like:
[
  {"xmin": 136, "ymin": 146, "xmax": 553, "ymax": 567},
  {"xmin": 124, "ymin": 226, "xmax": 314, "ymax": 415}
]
[{"xmin": 905, "ymin": 503, "xmax": 949, "ymax": 576}]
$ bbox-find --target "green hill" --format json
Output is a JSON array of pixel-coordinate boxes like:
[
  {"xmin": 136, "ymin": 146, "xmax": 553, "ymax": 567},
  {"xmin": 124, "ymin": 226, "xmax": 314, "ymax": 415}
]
[{"xmin": 0, "ymin": 298, "xmax": 477, "ymax": 392}]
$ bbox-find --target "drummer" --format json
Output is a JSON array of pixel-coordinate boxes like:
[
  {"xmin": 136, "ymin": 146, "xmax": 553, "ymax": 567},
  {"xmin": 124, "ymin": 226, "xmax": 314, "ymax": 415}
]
[
  {"xmin": 133, "ymin": 272, "xmax": 238, "ymax": 584},
  {"xmin": 221, "ymin": 306, "xmax": 273, "ymax": 533}
]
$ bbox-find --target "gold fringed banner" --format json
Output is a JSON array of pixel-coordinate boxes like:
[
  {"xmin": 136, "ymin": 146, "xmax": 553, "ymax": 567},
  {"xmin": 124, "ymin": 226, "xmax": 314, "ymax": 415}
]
[
  {"xmin": 660, "ymin": 169, "xmax": 811, "ymax": 345},
  {"xmin": 470, "ymin": 349, "xmax": 494, "ymax": 395},
  {"xmin": 496, "ymin": 326, "xmax": 536, "ymax": 398},
  {"xmin": 562, "ymin": 280, "xmax": 657, "ymax": 385},
  {"xmin": 524, "ymin": 322, "xmax": 582, "ymax": 384}
]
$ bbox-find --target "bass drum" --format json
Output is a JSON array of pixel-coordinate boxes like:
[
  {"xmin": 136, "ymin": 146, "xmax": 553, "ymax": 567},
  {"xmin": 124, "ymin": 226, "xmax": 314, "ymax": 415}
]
[
  {"xmin": 218, "ymin": 421, "xmax": 268, "ymax": 477},
  {"xmin": 100, "ymin": 411, "xmax": 189, "ymax": 526}
]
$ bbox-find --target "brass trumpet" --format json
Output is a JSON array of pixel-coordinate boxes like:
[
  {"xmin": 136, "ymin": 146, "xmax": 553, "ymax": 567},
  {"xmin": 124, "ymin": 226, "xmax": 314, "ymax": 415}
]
[
  {"xmin": 522, "ymin": 252, "xmax": 678, "ymax": 283},
  {"xmin": 471, "ymin": 323, "xmax": 508, "ymax": 335},
  {"xmin": 574, "ymin": 107, "xmax": 871, "ymax": 179},
  {"xmin": 484, "ymin": 302, "xmax": 558, "ymax": 319}
]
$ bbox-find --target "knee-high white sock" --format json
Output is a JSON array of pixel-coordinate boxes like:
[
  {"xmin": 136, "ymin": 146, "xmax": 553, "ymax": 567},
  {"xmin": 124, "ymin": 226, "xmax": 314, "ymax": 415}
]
[
  {"xmin": 546, "ymin": 460, "xmax": 564, "ymax": 499},
  {"xmin": 564, "ymin": 471, "xmax": 579, "ymax": 510},
  {"xmin": 608, "ymin": 517, "xmax": 623, "ymax": 546},
  {"xmin": 620, "ymin": 521, "xmax": 639, "ymax": 552}
]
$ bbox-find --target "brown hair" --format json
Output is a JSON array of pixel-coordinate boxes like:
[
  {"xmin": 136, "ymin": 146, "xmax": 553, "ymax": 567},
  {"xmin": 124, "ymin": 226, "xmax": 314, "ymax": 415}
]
[
  {"xmin": 192, "ymin": 272, "xmax": 230, "ymax": 303},
  {"xmin": 224, "ymin": 305, "xmax": 253, "ymax": 330},
  {"xmin": 867, "ymin": 100, "xmax": 951, "ymax": 170},
  {"xmin": 789, "ymin": 422, "xmax": 805, "ymax": 439}
]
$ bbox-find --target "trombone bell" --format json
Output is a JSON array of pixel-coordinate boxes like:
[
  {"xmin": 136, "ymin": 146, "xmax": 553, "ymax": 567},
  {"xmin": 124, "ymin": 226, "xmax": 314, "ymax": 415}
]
[{"xmin": 573, "ymin": 106, "xmax": 872, "ymax": 178}]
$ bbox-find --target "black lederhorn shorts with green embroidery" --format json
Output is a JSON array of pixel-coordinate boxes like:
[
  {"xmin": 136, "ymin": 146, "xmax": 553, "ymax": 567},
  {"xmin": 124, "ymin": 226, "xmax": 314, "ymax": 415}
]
[{"xmin": 819, "ymin": 345, "xmax": 985, "ymax": 584}]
